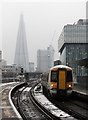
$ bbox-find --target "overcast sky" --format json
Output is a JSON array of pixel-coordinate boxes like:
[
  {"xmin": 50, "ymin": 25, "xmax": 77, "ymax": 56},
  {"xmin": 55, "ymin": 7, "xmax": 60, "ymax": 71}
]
[{"xmin": 0, "ymin": 0, "xmax": 86, "ymax": 67}]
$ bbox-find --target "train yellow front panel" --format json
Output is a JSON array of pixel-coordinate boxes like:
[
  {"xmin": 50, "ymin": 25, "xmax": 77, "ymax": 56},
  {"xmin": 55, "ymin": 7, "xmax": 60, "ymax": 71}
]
[{"xmin": 59, "ymin": 71, "xmax": 65, "ymax": 89}]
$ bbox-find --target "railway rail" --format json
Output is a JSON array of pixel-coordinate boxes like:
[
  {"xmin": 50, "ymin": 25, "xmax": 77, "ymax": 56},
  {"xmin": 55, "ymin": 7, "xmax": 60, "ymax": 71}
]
[
  {"xmin": 30, "ymin": 83, "xmax": 62, "ymax": 120},
  {"xmin": 11, "ymin": 80, "xmax": 53, "ymax": 120},
  {"xmin": 10, "ymin": 80, "xmax": 88, "ymax": 120},
  {"xmin": 46, "ymin": 90, "xmax": 88, "ymax": 120},
  {"xmin": 31, "ymin": 82, "xmax": 88, "ymax": 120}
]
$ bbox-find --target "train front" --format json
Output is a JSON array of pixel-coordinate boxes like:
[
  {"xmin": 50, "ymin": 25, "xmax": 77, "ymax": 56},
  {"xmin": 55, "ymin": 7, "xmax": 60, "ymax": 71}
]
[{"xmin": 50, "ymin": 65, "xmax": 73, "ymax": 96}]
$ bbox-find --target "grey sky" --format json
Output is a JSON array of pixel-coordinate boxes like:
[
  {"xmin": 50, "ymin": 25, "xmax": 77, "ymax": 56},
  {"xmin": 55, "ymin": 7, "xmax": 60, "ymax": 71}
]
[{"xmin": 2, "ymin": 0, "xmax": 86, "ymax": 67}]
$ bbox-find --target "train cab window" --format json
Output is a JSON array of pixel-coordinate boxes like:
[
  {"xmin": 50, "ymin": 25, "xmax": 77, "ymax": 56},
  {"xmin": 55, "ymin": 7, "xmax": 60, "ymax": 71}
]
[
  {"xmin": 66, "ymin": 71, "xmax": 72, "ymax": 82},
  {"xmin": 51, "ymin": 71, "xmax": 57, "ymax": 82}
]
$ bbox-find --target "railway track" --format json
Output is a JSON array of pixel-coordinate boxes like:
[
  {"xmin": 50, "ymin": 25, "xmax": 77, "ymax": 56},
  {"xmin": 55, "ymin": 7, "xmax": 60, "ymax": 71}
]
[
  {"xmin": 31, "ymin": 82, "xmax": 88, "ymax": 120},
  {"xmin": 17, "ymin": 83, "xmax": 49, "ymax": 120},
  {"xmin": 11, "ymin": 81, "xmax": 88, "ymax": 120},
  {"xmin": 47, "ymin": 92, "xmax": 88, "ymax": 120},
  {"xmin": 29, "ymin": 83, "xmax": 62, "ymax": 120},
  {"xmin": 11, "ymin": 80, "xmax": 55, "ymax": 120}
]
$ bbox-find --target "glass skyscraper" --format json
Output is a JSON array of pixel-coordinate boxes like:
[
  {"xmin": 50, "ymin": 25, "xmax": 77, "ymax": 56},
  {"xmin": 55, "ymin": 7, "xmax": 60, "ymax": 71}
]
[
  {"xmin": 58, "ymin": 19, "xmax": 88, "ymax": 77},
  {"xmin": 14, "ymin": 14, "xmax": 29, "ymax": 72}
]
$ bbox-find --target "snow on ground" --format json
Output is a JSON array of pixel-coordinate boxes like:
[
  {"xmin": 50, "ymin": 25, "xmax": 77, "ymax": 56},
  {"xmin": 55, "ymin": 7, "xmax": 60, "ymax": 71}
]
[
  {"xmin": 0, "ymin": 82, "xmax": 19, "ymax": 87},
  {"xmin": 34, "ymin": 85, "xmax": 77, "ymax": 120}
]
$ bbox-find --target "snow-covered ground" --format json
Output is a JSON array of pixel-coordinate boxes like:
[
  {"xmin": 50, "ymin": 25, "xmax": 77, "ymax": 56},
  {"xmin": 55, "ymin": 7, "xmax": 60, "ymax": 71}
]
[
  {"xmin": 34, "ymin": 85, "xmax": 77, "ymax": 120},
  {"xmin": 0, "ymin": 82, "xmax": 19, "ymax": 87}
]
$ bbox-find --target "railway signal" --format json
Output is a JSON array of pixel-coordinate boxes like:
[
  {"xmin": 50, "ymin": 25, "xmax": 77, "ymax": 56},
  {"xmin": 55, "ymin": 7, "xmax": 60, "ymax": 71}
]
[{"xmin": 21, "ymin": 67, "xmax": 23, "ymax": 74}]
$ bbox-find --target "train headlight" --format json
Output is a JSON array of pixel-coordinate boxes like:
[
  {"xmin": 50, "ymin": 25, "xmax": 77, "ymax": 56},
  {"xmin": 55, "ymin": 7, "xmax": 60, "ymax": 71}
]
[
  {"xmin": 69, "ymin": 84, "xmax": 72, "ymax": 88},
  {"xmin": 51, "ymin": 84, "xmax": 54, "ymax": 87}
]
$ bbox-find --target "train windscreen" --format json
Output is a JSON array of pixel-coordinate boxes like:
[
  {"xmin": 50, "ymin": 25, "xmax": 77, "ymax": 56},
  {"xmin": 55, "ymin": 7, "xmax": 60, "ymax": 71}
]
[
  {"xmin": 66, "ymin": 71, "xmax": 72, "ymax": 82},
  {"xmin": 51, "ymin": 71, "xmax": 57, "ymax": 82}
]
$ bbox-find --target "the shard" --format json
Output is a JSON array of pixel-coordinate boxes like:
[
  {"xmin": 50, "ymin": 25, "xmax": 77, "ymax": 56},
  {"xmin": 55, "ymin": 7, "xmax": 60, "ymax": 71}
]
[{"xmin": 14, "ymin": 14, "xmax": 29, "ymax": 72}]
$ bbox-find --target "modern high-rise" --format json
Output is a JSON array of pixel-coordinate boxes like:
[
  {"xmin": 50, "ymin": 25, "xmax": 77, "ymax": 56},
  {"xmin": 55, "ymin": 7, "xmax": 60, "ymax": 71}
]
[
  {"xmin": 37, "ymin": 45, "xmax": 54, "ymax": 72},
  {"xmin": 14, "ymin": 14, "xmax": 29, "ymax": 72},
  {"xmin": 58, "ymin": 19, "xmax": 88, "ymax": 77}
]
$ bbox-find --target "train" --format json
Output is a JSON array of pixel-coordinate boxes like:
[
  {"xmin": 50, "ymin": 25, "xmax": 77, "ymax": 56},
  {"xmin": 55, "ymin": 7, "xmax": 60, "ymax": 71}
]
[{"xmin": 41, "ymin": 65, "xmax": 73, "ymax": 96}]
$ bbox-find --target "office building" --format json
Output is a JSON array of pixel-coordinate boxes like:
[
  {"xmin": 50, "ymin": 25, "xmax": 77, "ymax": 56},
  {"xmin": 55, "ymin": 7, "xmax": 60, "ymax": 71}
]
[
  {"xmin": 2, "ymin": 64, "xmax": 21, "ymax": 78},
  {"xmin": 37, "ymin": 45, "xmax": 54, "ymax": 72},
  {"xmin": 58, "ymin": 19, "xmax": 88, "ymax": 77}
]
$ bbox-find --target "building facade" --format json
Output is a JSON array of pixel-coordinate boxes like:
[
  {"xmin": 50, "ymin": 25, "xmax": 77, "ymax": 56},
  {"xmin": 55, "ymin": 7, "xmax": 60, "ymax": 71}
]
[
  {"xmin": 58, "ymin": 19, "xmax": 88, "ymax": 77},
  {"xmin": 37, "ymin": 45, "xmax": 54, "ymax": 72},
  {"xmin": 2, "ymin": 64, "xmax": 21, "ymax": 78},
  {"xmin": 0, "ymin": 51, "xmax": 2, "ymax": 83}
]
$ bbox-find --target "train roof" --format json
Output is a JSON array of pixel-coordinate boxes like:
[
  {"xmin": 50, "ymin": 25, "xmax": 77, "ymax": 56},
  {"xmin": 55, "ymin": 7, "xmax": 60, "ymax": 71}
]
[{"xmin": 50, "ymin": 65, "xmax": 72, "ymax": 71}]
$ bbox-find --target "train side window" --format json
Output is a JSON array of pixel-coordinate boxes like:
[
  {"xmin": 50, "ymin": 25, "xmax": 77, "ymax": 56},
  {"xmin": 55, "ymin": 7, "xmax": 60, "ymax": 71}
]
[
  {"xmin": 51, "ymin": 71, "xmax": 57, "ymax": 82},
  {"xmin": 66, "ymin": 71, "xmax": 72, "ymax": 82}
]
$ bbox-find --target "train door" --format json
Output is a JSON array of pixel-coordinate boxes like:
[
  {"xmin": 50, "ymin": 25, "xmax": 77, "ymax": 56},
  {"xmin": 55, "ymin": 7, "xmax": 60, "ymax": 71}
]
[{"xmin": 57, "ymin": 69, "xmax": 66, "ymax": 90}]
